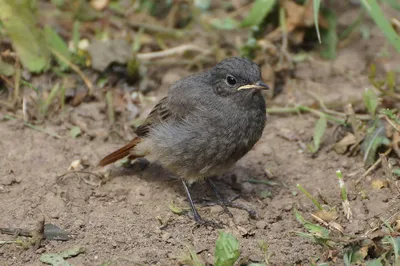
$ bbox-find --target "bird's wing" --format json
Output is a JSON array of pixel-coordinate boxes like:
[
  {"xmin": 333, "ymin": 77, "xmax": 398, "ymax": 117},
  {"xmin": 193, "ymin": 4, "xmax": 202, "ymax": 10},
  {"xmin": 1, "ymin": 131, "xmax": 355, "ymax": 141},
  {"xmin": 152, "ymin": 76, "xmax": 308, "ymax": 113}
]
[
  {"xmin": 135, "ymin": 96, "xmax": 173, "ymax": 136},
  {"xmin": 135, "ymin": 74, "xmax": 207, "ymax": 136},
  {"xmin": 98, "ymin": 96, "xmax": 177, "ymax": 166}
]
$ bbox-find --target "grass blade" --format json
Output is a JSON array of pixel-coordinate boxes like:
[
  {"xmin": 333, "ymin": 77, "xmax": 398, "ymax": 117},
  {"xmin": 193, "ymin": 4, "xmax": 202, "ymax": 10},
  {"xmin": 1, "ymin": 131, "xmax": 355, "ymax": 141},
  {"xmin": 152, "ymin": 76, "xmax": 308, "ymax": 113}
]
[
  {"xmin": 361, "ymin": 118, "xmax": 391, "ymax": 167},
  {"xmin": 311, "ymin": 115, "xmax": 327, "ymax": 153},
  {"xmin": 363, "ymin": 88, "xmax": 378, "ymax": 117},
  {"xmin": 44, "ymin": 26, "xmax": 71, "ymax": 71},
  {"xmin": 296, "ymin": 184, "xmax": 323, "ymax": 211},
  {"xmin": 241, "ymin": 0, "xmax": 276, "ymax": 27},
  {"xmin": 320, "ymin": 9, "xmax": 338, "ymax": 59},
  {"xmin": 313, "ymin": 0, "xmax": 321, "ymax": 43},
  {"xmin": 360, "ymin": 0, "xmax": 400, "ymax": 52}
]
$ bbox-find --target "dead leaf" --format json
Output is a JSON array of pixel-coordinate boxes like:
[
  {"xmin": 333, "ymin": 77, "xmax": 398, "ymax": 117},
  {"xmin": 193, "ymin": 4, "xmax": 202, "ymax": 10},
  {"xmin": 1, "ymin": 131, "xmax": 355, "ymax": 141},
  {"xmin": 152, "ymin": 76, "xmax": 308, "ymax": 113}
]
[
  {"xmin": 333, "ymin": 133, "xmax": 357, "ymax": 154},
  {"xmin": 314, "ymin": 210, "xmax": 338, "ymax": 222},
  {"xmin": 371, "ymin": 179, "xmax": 388, "ymax": 189},
  {"xmin": 277, "ymin": 127, "xmax": 301, "ymax": 141},
  {"xmin": 168, "ymin": 201, "xmax": 186, "ymax": 215},
  {"xmin": 358, "ymin": 246, "xmax": 369, "ymax": 260},
  {"xmin": 328, "ymin": 221, "xmax": 344, "ymax": 234},
  {"xmin": 283, "ymin": 0, "xmax": 328, "ymax": 32},
  {"xmin": 90, "ymin": 0, "xmax": 109, "ymax": 11},
  {"xmin": 68, "ymin": 160, "xmax": 84, "ymax": 171},
  {"xmin": 379, "ymin": 153, "xmax": 393, "ymax": 179},
  {"xmin": 88, "ymin": 39, "xmax": 132, "ymax": 72},
  {"xmin": 394, "ymin": 220, "xmax": 400, "ymax": 232}
]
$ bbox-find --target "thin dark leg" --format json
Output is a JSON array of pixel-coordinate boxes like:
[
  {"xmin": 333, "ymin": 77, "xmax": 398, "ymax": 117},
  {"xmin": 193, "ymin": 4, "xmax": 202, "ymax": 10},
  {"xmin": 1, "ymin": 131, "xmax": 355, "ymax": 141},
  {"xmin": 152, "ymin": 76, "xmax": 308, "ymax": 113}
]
[
  {"xmin": 207, "ymin": 178, "xmax": 233, "ymax": 217},
  {"xmin": 181, "ymin": 178, "xmax": 202, "ymax": 223},
  {"xmin": 207, "ymin": 178, "xmax": 258, "ymax": 219}
]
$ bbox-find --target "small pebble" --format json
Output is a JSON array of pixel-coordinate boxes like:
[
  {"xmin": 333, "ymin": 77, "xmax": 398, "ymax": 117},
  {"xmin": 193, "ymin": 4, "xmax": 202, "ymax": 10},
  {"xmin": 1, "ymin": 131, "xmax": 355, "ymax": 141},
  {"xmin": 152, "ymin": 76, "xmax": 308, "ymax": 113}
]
[
  {"xmin": 1, "ymin": 175, "xmax": 18, "ymax": 186},
  {"xmin": 50, "ymin": 211, "xmax": 60, "ymax": 219},
  {"xmin": 284, "ymin": 204, "xmax": 293, "ymax": 212},
  {"xmin": 72, "ymin": 219, "xmax": 86, "ymax": 230},
  {"xmin": 209, "ymin": 205, "xmax": 223, "ymax": 215},
  {"xmin": 35, "ymin": 248, "xmax": 46, "ymax": 254},
  {"xmin": 110, "ymin": 239, "xmax": 118, "ymax": 248},
  {"xmin": 256, "ymin": 220, "xmax": 268, "ymax": 230},
  {"xmin": 161, "ymin": 232, "xmax": 171, "ymax": 241}
]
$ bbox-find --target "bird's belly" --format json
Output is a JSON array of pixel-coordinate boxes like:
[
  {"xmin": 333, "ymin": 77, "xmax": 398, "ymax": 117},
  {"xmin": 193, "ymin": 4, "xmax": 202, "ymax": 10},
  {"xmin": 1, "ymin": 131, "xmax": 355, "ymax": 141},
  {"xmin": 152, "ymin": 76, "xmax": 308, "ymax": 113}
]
[{"xmin": 145, "ymin": 111, "xmax": 265, "ymax": 182}]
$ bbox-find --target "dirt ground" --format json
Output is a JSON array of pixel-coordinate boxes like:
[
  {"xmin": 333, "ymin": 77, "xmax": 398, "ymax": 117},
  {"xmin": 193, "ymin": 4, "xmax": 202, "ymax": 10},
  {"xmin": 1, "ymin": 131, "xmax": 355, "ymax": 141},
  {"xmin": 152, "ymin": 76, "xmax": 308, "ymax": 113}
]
[{"xmin": 1, "ymin": 12, "xmax": 400, "ymax": 266}]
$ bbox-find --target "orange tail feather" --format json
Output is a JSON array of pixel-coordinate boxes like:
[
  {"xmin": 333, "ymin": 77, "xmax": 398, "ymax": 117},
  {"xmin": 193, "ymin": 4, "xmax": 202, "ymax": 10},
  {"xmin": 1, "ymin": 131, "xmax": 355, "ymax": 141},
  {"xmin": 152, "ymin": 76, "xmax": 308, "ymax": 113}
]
[{"xmin": 98, "ymin": 137, "xmax": 142, "ymax": 167}]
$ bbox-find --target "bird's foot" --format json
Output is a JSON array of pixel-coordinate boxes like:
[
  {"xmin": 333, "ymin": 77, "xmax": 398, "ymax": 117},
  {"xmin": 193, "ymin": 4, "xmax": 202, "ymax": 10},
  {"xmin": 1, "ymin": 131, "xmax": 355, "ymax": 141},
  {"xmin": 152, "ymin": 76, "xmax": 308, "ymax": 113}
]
[
  {"xmin": 205, "ymin": 178, "xmax": 259, "ymax": 219},
  {"xmin": 199, "ymin": 195, "xmax": 259, "ymax": 219},
  {"xmin": 191, "ymin": 212, "xmax": 223, "ymax": 229}
]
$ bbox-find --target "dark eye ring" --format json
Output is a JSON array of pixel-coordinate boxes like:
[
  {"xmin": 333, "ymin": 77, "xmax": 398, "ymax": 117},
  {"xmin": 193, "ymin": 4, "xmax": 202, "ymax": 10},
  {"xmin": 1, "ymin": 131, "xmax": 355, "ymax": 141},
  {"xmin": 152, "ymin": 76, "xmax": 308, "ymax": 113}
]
[{"xmin": 226, "ymin": 75, "xmax": 236, "ymax": 86}]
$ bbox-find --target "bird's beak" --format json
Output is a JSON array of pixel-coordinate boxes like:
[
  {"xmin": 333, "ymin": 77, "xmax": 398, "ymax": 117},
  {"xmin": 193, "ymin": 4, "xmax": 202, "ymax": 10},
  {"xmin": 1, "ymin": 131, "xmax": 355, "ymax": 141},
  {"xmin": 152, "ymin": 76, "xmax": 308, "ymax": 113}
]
[{"xmin": 237, "ymin": 81, "xmax": 270, "ymax": 91}]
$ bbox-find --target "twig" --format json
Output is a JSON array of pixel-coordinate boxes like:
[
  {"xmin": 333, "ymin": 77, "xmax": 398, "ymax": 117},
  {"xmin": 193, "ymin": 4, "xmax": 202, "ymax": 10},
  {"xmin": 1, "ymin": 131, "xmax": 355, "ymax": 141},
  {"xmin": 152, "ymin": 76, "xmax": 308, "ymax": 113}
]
[
  {"xmin": 384, "ymin": 115, "xmax": 400, "ymax": 133},
  {"xmin": 57, "ymin": 170, "xmax": 103, "ymax": 187},
  {"xmin": 106, "ymin": 90, "xmax": 115, "ymax": 124},
  {"xmin": 277, "ymin": 7, "xmax": 293, "ymax": 71},
  {"xmin": 2, "ymin": 114, "xmax": 62, "ymax": 138},
  {"xmin": 0, "ymin": 228, "xmax": 33, "ymax": 237},
  {"xmin": 12, "ymin": 59, "xmax": 21, "ymax": 106},
  {"xmin": 128, "ymin": 22, "xmax": 187, "ymax": 38},
  {"xmin": 0, "ymin": 241, "xmax": 17, "ymax": 245},
  {"xmin": 50, "ymin": 48, "xmax": 93, "ymax": 95},
  {"xmin": 355, "ymin": 147, "xmax": 393, "ymax": 185},
  {"xmin": 246, "ymin": 179, "xmax": 280, "ymax": 186},
  {"xmin": 0, "ymin": 74, "xmax": 14, "ymax": 88},
  {"xmin": 0, "ymin": 100, "xmax": 14, "ymax": 109},
  {"xmin": 393, "ymin": 132, "xmax": 400, "ymax": 158},
  {"xmin": 373, "ymin": 83, "xmax": 400, "ymax": 100},
  {"xmin": 267, "ymin": 105, "xmax": 346, "ymax": 125},
  {"xmin": 137, "ymin": 44, "xmax": 209, "ymax": 61},
  {"xmin": 306, "ymin": 91, "xmax": 370, "ymax": 120}
]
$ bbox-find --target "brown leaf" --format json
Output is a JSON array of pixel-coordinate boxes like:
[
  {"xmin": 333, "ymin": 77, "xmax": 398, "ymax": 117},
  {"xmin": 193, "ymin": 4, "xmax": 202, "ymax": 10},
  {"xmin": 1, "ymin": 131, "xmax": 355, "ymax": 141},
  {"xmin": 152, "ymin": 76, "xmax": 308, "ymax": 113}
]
[
  {"xmin": 371, "ymin": 179, "xmax": 388, "ymax": 189},
  {"xmin": 283, "ymin": 0, "xmax": 329, "ymax": 32},
  {"xmin": 302, "ymin": 0, "xmax": 329, "ymax": 28},
  {"xmin": 314, "ymin": 210, "xmax": 338, "ymax": 222},
  {"xmin": 90, "ymin": 0, "xmax": 109, "ymax": 11},
  {"xmin": 328, "ymin": 221, "xmax": 344, "ymax": 234},
  {"xmin": 277, "ymin": 127, "xmax": 301, "ymax": 141},
  {"xmin": 333, "ymin": 133, "xmax": 357, "ymax": 154},
  {"xmin": 283, "ymin": 1, "xmax": 305, "ymax": 32},
  {"xmin": 357, "ymin": 246, "xmax": 369, "ymax": 260}
]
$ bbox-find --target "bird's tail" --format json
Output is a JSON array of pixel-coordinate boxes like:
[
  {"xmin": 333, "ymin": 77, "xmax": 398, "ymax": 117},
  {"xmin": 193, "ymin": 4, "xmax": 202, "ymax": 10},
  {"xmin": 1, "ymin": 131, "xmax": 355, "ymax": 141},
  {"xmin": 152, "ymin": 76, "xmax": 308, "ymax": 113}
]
[{"xmin": 98, "ymin": 137, "xmax": 142, "ymax": 167}]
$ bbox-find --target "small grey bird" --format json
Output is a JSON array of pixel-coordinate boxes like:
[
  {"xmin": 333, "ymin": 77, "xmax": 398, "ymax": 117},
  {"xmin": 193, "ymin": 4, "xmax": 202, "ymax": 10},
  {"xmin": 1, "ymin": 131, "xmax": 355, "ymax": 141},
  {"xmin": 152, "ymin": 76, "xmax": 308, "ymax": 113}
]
[{"xmin": 99, "ymin": 57, "xmax": 269, "ymax": 223}]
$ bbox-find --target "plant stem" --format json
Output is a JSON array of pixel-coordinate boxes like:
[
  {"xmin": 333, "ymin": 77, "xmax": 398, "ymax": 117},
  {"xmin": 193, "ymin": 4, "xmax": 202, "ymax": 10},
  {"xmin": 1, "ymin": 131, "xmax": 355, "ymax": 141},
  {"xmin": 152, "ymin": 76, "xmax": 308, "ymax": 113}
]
[
  {"xmin": 336, "ymin": 170, "xmax": 347, "ymax": 201},
  {"xmin": 2, "ymin": 115, "xmax": 61, "ymax": 139},
  {"xmin": 267, "ymin": 105, "xmax": 346, "ymax": 125},
  {"xmin": 296, "ymin": 184, "xmax": 324, "ymax": 210}
]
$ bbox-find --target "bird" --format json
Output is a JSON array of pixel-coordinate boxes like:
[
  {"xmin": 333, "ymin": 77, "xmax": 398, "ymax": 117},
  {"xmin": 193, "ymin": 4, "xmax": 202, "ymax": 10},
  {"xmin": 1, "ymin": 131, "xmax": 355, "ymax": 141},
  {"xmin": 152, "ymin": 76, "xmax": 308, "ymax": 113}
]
[{"xmin": 98, "ymin": 56, "xmax": 269, "ymax": 223}]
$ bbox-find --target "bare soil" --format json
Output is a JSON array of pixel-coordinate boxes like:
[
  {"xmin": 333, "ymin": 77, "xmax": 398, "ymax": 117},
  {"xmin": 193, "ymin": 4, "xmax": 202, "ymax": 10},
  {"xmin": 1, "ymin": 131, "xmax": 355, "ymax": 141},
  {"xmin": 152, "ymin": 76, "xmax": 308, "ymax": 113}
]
[{"xmin": 1, "ymin": 17, "xmax": 400, "ymax": 266}]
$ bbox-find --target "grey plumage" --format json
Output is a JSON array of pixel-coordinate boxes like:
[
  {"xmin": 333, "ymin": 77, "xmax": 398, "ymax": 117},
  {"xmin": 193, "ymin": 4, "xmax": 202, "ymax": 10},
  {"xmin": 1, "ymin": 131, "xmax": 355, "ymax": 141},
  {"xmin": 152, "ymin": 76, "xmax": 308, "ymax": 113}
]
[{"xmin": 134, "ymin": 57, "xmax": 267, "ymax": 183}]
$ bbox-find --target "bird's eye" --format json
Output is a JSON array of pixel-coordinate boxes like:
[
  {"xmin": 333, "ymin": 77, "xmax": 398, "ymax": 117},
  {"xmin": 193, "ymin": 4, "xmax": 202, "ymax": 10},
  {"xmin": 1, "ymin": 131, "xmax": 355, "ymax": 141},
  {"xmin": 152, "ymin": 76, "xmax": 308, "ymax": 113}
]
[{"xmin": 226, "ymin": 75, "xmax": 237, "ymax": 86}]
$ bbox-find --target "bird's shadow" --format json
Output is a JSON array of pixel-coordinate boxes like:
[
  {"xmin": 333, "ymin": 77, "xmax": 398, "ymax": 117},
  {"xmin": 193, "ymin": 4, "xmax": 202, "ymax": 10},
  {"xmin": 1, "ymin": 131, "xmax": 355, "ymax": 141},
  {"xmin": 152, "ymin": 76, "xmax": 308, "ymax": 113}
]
[{"xmin": 105, "ymin": 159, "xmax": 260, "ymax": 204}]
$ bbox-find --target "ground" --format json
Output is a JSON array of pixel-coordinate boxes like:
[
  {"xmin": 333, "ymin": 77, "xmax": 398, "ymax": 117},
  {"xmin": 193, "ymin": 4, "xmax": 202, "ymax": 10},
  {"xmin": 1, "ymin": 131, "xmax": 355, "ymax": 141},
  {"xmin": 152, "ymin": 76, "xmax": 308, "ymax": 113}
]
[{"xmin": 1, "ymin": 9, "xmax": 400, "ymax": 266}]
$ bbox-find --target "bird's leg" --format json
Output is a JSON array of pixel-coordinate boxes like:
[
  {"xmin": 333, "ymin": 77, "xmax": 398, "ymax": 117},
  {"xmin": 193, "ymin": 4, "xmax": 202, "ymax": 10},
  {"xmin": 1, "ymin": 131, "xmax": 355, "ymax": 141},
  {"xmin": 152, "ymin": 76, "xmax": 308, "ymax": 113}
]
[
  {"xmin": 181, "ymin": 178, "xmax": 222, "ymax": 228},
  {"xmin": 206, "ymin": 178, "xmax": 258, "ymax": 219},
  {"xmin": 181, "ymin": 178, "xmax": 203, "ymax": 223}
]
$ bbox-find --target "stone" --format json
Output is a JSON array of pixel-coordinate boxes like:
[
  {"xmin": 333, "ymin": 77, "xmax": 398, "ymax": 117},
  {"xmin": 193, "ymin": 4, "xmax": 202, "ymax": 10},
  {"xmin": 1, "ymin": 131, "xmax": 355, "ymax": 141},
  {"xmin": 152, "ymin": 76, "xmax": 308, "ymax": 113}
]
[{"xmin": 256, "ymin": 220, "xmax": 268, "ymax": 230}]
